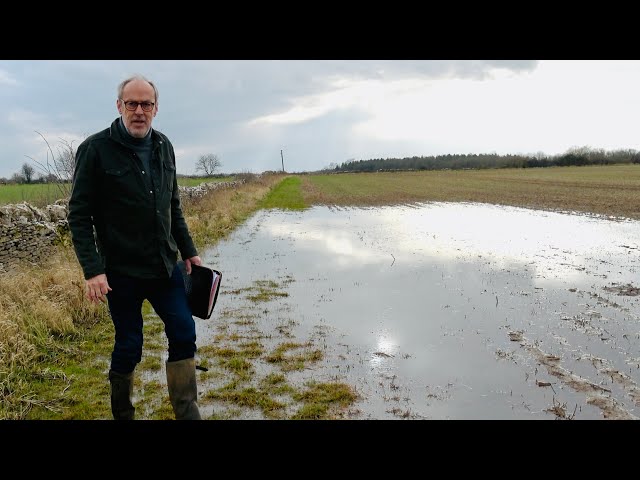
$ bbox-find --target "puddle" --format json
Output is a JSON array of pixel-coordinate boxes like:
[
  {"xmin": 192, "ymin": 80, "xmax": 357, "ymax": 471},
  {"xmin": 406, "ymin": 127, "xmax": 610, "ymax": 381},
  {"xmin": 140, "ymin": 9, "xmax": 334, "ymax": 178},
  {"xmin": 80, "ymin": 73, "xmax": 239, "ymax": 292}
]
[{"xmin": 199, "ymin": 202, "xmax": 640, "ymax": 419}]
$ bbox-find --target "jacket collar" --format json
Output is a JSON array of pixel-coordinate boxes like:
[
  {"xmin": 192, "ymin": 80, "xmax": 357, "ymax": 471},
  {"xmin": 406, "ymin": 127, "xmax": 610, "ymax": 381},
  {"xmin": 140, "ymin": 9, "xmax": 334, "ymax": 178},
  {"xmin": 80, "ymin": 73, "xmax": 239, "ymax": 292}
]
[{"xmin": 109, "ymin": 117, "xmax": 160, "ymax": 147}]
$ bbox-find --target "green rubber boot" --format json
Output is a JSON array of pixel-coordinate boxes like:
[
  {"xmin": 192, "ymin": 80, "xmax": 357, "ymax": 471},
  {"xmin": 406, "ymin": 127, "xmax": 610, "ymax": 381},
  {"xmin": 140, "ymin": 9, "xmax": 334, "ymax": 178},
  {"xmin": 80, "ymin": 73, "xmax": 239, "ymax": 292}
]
[
  {"xmin": 108, "ymin": 369, "xmax": 135, "ymax": 420},
  {"xmin": 166, "ymin": 358, "xmax": 201, "ymax": 420}
]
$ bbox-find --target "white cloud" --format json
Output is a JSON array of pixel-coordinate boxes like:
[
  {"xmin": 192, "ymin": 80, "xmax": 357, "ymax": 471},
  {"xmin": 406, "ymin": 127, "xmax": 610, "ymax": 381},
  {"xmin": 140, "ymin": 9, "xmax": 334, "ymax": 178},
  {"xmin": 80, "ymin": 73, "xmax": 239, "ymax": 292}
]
[{"xmin": 1, "ymin": 60, "xmax": 640, "ymax": 178}]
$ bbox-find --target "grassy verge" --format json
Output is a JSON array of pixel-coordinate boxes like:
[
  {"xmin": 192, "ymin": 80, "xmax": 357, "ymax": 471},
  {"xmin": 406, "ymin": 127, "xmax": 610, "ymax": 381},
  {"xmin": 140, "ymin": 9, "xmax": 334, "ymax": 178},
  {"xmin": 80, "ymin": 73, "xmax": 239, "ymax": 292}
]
[
  {"xmin": 0, "ymin": 247, "xmax": 113, "ymax": 419},
  {"xmin": 181, "ymin": 173, "xmax": 296, "ymax": 250},
  {"xmin": 257, "ymin": 176, "xmax": 306, "ymax": 210}
]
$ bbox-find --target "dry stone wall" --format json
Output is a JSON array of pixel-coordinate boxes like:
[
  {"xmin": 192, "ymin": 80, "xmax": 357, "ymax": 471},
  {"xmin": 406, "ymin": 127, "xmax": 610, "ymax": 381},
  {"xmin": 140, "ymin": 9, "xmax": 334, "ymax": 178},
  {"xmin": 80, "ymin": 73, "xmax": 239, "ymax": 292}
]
[
  {"xmin": 0, "ymin": 180, "xmax": 244, "ymax": 272},
  {"xmin": 0, "ymin": 200, "xmax": 69, "ymax": 272},
  {"xmin": 177, "ymin": 179, "xmax": 244, "ymax": 199}
]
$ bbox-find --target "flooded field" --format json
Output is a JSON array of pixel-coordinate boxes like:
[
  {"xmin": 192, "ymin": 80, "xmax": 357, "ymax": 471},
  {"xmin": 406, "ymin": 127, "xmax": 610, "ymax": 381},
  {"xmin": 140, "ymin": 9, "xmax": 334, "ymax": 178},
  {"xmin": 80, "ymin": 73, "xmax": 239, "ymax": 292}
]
[{"xmin": 198, "ymin": 202, "xmax": 640, "ymax": 420}]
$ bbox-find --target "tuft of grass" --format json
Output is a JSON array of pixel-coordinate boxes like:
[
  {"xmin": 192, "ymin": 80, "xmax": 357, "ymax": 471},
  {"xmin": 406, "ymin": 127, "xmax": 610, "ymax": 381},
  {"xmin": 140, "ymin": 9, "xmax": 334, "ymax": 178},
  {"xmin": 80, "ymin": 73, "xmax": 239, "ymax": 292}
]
[
  {"xmin": 266, "ymin": 342, "xmax": 324, "ymax": 372},
  {"xmin": 206, "ymin": 386, "xmax": 287, "ymax": 418},
  {"xmin": 139, "ymin": 355, "xmax": 163, "ymax": 372},
  {"xmin": 291, "ymin": 382, "xmax": 359, "ymax": 419},
  {"xmin": 246, "ymin": 280, "xmax": 289, "ymax": 303},
  {"xmin": 223, "ymin": 355, "xmax": 254, "ymax": 372}
]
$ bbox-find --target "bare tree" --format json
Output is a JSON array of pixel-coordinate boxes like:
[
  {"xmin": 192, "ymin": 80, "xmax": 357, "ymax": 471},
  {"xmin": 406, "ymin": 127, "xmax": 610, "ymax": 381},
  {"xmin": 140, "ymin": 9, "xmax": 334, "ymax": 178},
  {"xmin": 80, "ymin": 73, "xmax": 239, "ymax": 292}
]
[
  {"xmin": 41, "ymin": 173, "xmax": 58, "ymax": 183},
  {"xmin": 195, "ymin": 153, "xmax": 222, "ymax": 177},
  {"xmin": 11, "ymin": 172, "xmax": 25, "ymax": 184},
  {"xmin": 25, "ymin": 131, "xmax": 79, "ymax": 199},
  {"xmin": 21, "ymin": 163, "xmax": 35, "ymax": 183},
  {"xmin": 323, "ymin": 162, "xmax": 339, "ymax": 171}
]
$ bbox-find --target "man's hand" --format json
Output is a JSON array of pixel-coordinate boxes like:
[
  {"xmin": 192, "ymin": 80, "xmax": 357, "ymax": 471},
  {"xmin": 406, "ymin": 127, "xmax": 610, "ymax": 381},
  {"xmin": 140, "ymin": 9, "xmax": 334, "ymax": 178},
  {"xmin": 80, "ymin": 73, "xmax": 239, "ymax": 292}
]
[
  {"xmin": 86, "ymin": 273, "xmax": 112, "ymax": 304},
  {"xmin": 184, "ymin": 255, "xmax": 202, "ymax": 275}
]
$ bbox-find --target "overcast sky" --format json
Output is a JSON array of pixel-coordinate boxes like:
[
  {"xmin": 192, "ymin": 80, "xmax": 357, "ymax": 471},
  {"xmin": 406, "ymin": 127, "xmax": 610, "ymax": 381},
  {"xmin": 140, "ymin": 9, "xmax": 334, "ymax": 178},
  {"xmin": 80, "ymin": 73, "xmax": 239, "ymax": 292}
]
[{"xmin": 1, "ymin": 60, "xmax": 640, "ymax": 178}]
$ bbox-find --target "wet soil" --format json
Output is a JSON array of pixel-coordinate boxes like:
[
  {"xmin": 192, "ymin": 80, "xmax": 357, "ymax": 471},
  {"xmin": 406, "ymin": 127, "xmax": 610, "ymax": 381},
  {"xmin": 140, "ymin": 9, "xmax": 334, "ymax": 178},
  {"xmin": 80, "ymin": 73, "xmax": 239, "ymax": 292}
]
[{"xmin": 157, "ymin": 202, "xmax": 640, "ymax": 419}]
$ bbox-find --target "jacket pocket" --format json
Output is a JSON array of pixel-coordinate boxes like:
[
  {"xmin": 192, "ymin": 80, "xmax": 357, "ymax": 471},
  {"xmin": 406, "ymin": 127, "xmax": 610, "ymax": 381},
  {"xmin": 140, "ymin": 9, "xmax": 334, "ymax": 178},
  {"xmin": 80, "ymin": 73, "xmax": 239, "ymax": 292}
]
[
  {"xmin": 163, "ymin": 160, "xmax": 175, "ymax": 192},
  {"xmin": 103, "ymin": 165, "xmax": 136, "ymax": 198},
  {"xmin": 105, "ymin": 166, "xmax": 131, "ymax": 177}
]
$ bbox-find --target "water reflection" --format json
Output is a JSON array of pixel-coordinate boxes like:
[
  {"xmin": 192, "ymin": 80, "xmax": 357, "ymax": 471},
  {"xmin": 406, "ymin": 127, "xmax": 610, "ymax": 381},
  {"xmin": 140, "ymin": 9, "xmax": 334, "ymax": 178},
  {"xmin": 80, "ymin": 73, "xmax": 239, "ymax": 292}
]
[{"xmin": 202, "ymin": 202, "xmax": 640, "ymax": 420}]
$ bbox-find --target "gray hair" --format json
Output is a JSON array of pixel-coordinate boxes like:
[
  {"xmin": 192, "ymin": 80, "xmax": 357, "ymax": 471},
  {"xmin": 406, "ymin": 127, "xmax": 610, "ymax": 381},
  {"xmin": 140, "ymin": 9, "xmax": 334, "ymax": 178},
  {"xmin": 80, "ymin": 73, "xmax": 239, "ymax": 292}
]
[{"xmin": 117, "ymin": 74, "xmax": 159, "ymax": 103}]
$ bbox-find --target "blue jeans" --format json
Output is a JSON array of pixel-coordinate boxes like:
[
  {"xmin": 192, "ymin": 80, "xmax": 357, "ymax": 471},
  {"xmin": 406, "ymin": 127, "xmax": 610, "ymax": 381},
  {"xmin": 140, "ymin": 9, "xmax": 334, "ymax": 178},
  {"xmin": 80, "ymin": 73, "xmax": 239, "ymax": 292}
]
[{"xmin": 106, "ymin": 264, "xmax": 197, "ymax": 374}]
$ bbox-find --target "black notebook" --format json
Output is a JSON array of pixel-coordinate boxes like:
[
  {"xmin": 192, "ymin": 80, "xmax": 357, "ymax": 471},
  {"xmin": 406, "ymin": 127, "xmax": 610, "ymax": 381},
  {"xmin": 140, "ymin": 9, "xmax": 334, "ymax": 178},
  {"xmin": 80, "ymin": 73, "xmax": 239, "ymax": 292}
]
[{"xmin": 177, "ymin": 261, "xmax": 222, "ymax": 319}]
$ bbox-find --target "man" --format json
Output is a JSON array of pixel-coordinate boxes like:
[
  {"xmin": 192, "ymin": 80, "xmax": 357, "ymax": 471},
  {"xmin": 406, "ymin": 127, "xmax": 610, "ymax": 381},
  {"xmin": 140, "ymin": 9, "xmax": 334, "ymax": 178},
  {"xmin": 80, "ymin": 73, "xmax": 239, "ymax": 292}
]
[{"xmin": 68, "ymin": 74, "xmax": 202, "ymax": 420}]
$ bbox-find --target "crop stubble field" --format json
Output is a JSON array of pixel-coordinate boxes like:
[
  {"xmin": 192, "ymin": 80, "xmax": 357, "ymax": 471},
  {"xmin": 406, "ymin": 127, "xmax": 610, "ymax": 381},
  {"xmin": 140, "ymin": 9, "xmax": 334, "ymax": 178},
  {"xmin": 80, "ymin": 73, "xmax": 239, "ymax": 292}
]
[{"xmin": 300, "ymin": 164, "xmax": 640, "ymax": 220}]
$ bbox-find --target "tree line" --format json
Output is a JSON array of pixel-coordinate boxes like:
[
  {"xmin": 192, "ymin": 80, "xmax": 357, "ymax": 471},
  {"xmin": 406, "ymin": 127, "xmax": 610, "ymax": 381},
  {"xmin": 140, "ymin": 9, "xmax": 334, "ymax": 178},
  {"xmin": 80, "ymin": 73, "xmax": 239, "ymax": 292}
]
[
  {"xmin": 330, "ymin": 146, "xmax": 640, "ymax": 173},
  {"xmin": 5, "ymin": 141, "xmax": 640, "ymax": 185}
]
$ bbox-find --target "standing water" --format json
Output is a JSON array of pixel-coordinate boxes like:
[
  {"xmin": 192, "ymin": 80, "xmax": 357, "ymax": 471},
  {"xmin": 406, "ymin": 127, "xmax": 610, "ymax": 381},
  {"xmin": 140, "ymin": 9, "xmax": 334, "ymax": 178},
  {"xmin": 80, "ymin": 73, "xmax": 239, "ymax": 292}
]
[{"xmin": 199, "ymin": 202, "xmax": 640, "ymax": 420}]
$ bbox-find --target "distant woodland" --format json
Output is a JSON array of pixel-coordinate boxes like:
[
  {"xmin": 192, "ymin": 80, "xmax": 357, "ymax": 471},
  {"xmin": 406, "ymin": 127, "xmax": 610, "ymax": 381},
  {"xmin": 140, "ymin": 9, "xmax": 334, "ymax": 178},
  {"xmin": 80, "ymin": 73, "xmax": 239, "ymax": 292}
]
[{"xmin": 328, "ymin": 146, "xmax": 640, "ymax": 173}]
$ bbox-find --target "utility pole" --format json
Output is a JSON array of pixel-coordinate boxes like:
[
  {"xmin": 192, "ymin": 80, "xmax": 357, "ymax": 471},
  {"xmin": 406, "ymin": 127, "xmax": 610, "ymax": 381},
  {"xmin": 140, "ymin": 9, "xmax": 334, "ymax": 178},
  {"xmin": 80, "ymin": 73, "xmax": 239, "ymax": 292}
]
[{"xmin": 280, "ymin": 149, "xmax": 285, "ymax": 172}]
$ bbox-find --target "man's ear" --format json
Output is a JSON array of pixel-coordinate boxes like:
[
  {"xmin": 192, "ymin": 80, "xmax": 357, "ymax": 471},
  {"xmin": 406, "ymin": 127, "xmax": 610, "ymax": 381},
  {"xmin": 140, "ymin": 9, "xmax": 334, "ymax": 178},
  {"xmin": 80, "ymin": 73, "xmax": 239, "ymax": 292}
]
[{"xmin": 116, "ymin": 99, "xmax": 123, "ymax": 115}]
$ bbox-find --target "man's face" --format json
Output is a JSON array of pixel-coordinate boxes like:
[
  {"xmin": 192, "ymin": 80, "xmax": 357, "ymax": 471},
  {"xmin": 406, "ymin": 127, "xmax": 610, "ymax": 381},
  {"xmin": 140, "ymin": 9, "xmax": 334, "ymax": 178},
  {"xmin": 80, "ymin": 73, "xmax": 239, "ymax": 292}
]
[{"xmin": 117, "ymin": 79, "xmax": 157, "ymax": 138}]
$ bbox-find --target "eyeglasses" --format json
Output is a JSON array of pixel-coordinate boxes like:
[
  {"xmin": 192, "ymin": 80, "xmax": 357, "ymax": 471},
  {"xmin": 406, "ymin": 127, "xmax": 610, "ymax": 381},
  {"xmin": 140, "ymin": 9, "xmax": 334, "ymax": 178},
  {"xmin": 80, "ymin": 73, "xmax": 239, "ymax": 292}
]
[{"xmin": 120, "ymin": 99, "xmax": 155, "ymax": 112}]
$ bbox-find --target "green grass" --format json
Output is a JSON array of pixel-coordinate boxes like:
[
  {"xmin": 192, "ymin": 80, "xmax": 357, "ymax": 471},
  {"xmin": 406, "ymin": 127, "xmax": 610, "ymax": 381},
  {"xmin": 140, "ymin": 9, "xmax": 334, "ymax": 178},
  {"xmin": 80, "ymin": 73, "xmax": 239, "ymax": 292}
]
[
  {"xmin": 17, "ymin": 319, "xmax": 116, "ymax": 420},
  {"xmin": 0, "ymin": 177, "xmax": 232, "ymax": 206},
  {"xmin": 0, "ymin": 183, "xmax": 70, "ymax": 207},
  {"xmin": 258, "ymin": 176, "xmax": 307, "ymax": 210}
]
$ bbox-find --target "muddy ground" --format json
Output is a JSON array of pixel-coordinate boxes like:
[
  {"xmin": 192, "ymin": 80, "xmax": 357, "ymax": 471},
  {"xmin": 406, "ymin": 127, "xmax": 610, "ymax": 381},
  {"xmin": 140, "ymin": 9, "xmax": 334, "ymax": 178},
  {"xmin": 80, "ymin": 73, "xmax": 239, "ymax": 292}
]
[{"xmin": 140, "ymin": 203, "xmax": 640, "ymax": 420}]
